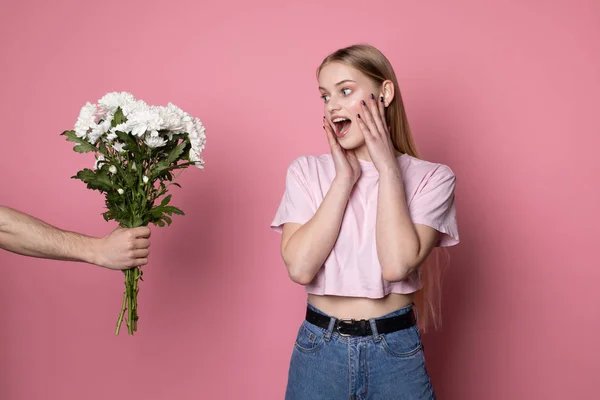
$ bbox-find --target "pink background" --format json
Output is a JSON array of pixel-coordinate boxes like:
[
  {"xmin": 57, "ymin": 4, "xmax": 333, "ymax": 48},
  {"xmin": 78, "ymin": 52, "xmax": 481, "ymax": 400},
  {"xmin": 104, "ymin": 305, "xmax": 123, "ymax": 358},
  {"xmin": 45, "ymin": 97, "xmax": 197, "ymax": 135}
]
[{"xmin": 1, "ymin": 0, "xmax": 598, "ymax": 399}]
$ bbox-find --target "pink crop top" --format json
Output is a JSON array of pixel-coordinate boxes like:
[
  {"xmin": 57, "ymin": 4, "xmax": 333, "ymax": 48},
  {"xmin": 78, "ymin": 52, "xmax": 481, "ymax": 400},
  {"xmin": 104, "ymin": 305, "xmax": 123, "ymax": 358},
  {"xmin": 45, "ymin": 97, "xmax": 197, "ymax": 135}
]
[{"xmin": 270, "ymin": 153, "xmax": 459, "ymax": 298}]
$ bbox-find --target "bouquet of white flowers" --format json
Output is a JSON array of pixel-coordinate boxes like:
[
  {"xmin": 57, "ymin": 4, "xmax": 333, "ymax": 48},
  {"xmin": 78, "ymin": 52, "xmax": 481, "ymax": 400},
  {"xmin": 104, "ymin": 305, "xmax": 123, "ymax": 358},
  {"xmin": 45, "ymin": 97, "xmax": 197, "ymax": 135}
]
[{"xmin": 62, "ymin": 92, "xmax": 206, "ymax": 335}]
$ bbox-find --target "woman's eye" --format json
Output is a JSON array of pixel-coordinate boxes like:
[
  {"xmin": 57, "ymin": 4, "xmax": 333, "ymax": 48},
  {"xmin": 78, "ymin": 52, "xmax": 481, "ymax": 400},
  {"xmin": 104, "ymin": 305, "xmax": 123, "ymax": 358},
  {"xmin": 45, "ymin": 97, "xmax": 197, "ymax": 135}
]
[
  {"xmin": 321, "ymin": 94, "xmax": 330, "ymax": 102},
  {"xmin": 342, "ymin": 88, "xmax": 352, "ymax": 96}
]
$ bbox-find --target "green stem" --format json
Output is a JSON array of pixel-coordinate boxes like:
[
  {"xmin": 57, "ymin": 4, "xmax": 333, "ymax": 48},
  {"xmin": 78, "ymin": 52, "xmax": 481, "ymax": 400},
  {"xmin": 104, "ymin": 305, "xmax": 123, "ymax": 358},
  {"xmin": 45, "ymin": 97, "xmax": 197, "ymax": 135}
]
[
  {"xmin": 128, "ymin": 269, "xmax": 134, "ymax": 334},
  {"xmin": 115, "ymin": 276, "xmax": 128, "ymax": 336},
  {"xmin": 113, "ymin": 174, "xmax": 149, "ymax": 335},
  {"xmin": 132, "ymin": 273, "xmax": 138, "ymax": 332}
]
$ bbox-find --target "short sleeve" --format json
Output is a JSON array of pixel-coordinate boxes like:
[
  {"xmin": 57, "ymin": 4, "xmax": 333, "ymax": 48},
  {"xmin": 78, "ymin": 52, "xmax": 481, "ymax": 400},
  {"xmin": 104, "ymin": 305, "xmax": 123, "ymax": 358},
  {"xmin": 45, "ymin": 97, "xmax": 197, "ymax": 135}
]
[
  {"xmin": 410, "ymin": 165, "xmax": 459, "ymax": 247},
  {"xmin": 270, "ymin": 160, "xmax": 315, "ymax": 233}
]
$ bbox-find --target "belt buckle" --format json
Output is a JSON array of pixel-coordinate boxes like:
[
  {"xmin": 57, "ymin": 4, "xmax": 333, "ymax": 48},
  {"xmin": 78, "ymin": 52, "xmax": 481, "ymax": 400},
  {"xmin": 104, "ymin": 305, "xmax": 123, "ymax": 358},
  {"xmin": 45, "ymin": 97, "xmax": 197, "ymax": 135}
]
[{"xmin": 336, "ymin": 318, "xmax": 355, "ymax": 337}]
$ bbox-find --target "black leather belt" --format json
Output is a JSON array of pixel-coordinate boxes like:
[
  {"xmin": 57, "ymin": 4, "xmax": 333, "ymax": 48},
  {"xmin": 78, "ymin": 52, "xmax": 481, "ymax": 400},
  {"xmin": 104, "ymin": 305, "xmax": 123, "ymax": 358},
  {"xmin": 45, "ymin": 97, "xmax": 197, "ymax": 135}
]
[{"xmin": 305, "ymin": 306, "xmax": 417, "ymax": 337}]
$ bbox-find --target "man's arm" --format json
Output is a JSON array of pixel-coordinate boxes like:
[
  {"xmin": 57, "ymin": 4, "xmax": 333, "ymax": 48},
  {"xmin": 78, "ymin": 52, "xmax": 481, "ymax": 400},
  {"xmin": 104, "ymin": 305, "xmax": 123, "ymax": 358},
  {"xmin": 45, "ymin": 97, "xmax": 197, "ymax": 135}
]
[{"xmin": 0, "ymin": 206, "xmax": 150, "ymax": 270}]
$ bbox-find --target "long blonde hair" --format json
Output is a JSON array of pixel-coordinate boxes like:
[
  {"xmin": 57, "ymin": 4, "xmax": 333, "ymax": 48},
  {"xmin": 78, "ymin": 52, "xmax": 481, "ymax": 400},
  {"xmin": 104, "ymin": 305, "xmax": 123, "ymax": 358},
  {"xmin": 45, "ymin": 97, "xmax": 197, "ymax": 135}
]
[{"xmin": 317, "ymin": 44, "xmax": 449, "ymax": 331}]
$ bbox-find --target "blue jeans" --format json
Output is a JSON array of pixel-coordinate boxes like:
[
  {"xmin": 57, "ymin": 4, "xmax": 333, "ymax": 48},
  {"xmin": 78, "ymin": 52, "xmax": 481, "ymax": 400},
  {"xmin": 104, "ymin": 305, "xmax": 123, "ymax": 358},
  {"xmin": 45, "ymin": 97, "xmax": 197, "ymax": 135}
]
[{"xmin": 285, "ymin": 303, "xmax": 436, "ymax": 400}]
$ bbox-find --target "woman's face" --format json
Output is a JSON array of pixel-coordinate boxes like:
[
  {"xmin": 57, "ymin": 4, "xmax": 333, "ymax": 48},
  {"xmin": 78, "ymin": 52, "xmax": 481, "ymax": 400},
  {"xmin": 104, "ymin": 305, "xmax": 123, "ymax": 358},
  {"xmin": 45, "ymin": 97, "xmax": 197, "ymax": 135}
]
[{"xmin": 318, "ymin": 62, "xmax": 381, "ymax": 151}]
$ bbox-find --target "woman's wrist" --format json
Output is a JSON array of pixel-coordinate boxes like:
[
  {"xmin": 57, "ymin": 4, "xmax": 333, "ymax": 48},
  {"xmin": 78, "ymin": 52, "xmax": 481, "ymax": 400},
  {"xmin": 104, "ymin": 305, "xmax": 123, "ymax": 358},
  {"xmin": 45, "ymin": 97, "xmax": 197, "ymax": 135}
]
[
  {"xmin": 378, "ymin": 162, "xmax": 402, "ymax": 180},
  {"xmin": 331, "ymin": 176, "xmax": 356, "ymax": 194}
]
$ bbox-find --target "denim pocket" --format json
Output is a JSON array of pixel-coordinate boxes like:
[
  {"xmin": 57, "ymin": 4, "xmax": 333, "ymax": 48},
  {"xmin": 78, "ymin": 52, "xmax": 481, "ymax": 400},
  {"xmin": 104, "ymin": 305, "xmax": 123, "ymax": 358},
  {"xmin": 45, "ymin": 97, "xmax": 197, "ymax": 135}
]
[
  {"xmin": 294, "ymin": 321, "xmax": 326, "ymax": 354},
  {"xmin": 379, "ymin": 325, "xmax": 423, "ymax": 358}
]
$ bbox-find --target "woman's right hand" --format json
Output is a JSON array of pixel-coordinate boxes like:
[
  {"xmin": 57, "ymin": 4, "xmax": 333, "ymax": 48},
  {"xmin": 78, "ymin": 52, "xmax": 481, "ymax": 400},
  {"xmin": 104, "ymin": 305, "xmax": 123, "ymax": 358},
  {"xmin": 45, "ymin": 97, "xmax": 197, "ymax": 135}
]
[{"xmin": 324, "ymin": 117, "xmax": 361, "ymax": 187}]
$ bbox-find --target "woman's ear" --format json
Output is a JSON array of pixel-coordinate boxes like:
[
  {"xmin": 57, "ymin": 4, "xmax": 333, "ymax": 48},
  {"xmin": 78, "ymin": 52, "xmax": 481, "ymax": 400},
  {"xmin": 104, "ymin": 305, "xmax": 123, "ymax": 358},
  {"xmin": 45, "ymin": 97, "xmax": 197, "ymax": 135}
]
[{"xmin": 380, "ymin": 80, "xmax": 395, "ymax": 107}]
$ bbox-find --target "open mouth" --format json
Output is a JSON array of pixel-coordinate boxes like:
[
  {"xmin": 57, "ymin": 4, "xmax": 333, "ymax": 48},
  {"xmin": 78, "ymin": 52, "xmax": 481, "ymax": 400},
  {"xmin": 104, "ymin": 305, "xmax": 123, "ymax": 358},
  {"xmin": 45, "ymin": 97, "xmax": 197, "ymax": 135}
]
[{"xmin": 332, "ymin": 117, "xmax": 352, "ymax": 138}]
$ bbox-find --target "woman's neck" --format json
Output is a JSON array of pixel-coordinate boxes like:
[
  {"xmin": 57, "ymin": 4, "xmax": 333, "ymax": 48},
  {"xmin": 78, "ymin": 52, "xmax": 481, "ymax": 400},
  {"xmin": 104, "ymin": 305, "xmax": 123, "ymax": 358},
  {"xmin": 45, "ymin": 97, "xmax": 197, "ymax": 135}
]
[{"xmin": 353, "ymin": 144, "xmax": 403, "ymax": 162}]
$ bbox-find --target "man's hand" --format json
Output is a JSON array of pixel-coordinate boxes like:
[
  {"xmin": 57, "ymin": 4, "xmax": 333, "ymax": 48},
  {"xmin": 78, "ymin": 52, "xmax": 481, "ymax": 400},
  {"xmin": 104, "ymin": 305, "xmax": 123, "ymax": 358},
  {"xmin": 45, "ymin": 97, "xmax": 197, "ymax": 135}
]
[{"xmin": 93, "ymin": 227, "xmax": 151, "ymax": 270}]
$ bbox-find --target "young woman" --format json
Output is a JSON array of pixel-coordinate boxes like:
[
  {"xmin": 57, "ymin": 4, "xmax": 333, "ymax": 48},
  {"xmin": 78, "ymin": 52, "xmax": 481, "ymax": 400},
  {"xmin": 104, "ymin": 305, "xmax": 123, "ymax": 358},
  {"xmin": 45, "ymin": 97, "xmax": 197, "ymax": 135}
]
[{"xmin": 271, "ymin": 44, "xmax": 459, "ymax": 400}]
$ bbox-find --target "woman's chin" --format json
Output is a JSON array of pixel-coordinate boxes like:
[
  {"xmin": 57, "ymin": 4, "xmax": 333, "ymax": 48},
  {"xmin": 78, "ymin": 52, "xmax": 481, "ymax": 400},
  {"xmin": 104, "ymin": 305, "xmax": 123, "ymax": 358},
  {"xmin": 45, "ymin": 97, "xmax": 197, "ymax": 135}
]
[{"xmin": 337, "ymin": 131, "xmax": 365, "ymax": 151}]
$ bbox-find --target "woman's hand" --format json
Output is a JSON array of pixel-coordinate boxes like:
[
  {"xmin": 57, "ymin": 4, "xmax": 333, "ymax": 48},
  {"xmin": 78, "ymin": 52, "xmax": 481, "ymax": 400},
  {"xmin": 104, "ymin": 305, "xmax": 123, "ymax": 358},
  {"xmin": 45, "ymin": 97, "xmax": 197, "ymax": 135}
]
[
  {"xmin": 356, "ymin": 94, "xmax": 400, "ymax": 175},
  {"xmin": 324, "ymin": 117, "xmax": 361, "ymax": 187}
]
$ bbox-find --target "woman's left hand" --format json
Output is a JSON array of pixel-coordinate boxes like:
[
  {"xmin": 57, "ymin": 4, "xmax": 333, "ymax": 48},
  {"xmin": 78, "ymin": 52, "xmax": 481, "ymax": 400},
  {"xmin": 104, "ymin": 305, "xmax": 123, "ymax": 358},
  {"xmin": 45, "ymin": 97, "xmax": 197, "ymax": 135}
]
[{"xmin": 356, "ymin": 93, "xmax": 400, "ymax": 174}]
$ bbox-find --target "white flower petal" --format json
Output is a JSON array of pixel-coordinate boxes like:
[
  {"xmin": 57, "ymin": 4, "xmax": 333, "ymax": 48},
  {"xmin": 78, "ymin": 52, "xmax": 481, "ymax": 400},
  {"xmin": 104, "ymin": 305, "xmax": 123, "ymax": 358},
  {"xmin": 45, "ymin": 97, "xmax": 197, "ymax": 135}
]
[
  {"xmin": 98, "ymin": 92, "xmax": 137, "ymax": 115},
  {"xmin": 94, "ymin": 155, "xmax": 105, "ymax": 170},
  {"xmin": 112, "ymin": 142, "xmax": 126, "ymax": 153},
  {"xmin": 144, "ymin": 134, "xmax": 167, "ymax": 148},
  {"xmin": 74, "ymin": 102, "xmax": 98, "ymax": 139}
]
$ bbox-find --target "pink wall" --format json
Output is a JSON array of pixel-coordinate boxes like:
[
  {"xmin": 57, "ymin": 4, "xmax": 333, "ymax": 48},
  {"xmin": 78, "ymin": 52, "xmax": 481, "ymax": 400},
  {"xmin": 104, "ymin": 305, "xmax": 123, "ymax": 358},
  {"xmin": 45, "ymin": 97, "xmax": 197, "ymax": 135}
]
[{"xmin": 1, "ymin": 1, "xmax": 598, "ymax": 399}]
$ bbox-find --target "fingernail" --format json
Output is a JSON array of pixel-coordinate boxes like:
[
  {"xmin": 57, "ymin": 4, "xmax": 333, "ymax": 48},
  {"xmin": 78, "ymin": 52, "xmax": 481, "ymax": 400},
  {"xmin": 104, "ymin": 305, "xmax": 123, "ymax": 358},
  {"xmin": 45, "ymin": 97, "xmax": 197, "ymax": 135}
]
[
  {"xmin": 380, "ymin": 96, "xmax": 384, "ymax": 102},
  {"xmin": 357, "ymin": 114, "xmax": 361, "ymax": 119},
  {"xmin": 370, "ymin": 93, "xmax": 375, "ymax": 100},
  {"xmin": 361, "ymin": 100, "xmax": 366, "ymax": 106}
]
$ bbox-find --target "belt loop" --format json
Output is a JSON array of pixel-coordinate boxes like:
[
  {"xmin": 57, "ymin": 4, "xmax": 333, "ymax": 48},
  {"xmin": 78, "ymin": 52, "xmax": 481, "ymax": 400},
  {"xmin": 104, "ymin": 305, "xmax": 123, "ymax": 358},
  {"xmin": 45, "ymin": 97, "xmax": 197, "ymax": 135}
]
[
  {"xmin": 324, "ymin": 317, "xmax": 336, "ymax": 341},
  {"xmin": 412, "ymin": 302, "xmax": 419, "ymax": 323},
  {"xmin": 369, "ymin": 318, "xmax": 379, "ymax": 340}
]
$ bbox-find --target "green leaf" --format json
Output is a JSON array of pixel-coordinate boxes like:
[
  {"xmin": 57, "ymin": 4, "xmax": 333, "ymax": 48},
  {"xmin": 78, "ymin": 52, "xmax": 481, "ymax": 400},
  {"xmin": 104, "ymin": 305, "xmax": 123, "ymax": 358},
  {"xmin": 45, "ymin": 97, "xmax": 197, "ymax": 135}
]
[
  {"xmin": 147, "ymin": 204, "xmax": 185, "ymax": 228},
  {"xmin": 162, "ymin": 205, "xmax": 184, "ymax": 216},
  {"xmin": 115, "ymin": 132, "xmax": 141, "ymax": 155},
  {"xmin": 150, "ymin": 160, "xmax": 170, "ymax": 179},
  {"xmin": 72, "ymin": 169, "xmax": 113, "ymax": 192},
  {"xmin": 160, "ymin": 195, "xmax": 172, "ymax": 207},
  {"xmin": 103, "ymin": 210, "xmax": 114, "ymax": 222},
  {"xmin": 132, "ymin": 216, "xmax": 144, "ymax": 228},
  {"xmin": 61, "ymin": 130, "xmax": 77, "ymax": 139},
  {"xmin": 106, "ymin": 192, "xmax": 123, "ymax": 204},
  {"xmin": 121, "ymin": 170, "xmax": 137, "ymax": 188},
  {"xmin": 73, "ymin": 142, "xmax": 98, "ymax": 153},
  {"xmin": 167, "ymin": 141, "xmax": 187, "ymax": 164},
  {"xmin": 115, "ymin": 130, "xmax": 134, "ymax": 144},
  {"xmin": 112, "ymin": 107, "xmax": 124, "ymax": 127},
  {"xmin": 62, "ymin": 130, "xmax": 98, "ymax": 153},
  {"xmin": 97, "ymin": 138, "xmax": 109, "ymax": 156}
]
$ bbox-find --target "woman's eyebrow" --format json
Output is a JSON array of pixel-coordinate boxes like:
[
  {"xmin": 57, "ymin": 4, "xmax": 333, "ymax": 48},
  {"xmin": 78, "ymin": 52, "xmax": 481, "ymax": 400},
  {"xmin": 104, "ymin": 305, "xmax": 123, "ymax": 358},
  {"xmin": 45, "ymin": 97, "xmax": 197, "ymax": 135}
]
[{"xmin": 319, "ymin": 79, "xmax": 356, "ymax": 91}]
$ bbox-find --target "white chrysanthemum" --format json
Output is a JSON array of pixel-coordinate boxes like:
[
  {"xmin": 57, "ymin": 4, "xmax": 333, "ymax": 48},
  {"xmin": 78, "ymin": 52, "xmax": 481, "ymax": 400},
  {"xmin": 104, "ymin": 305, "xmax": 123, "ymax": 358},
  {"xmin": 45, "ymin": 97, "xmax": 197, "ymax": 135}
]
[
  {"xmin": 112, "ymin": 142, "xmax": 126, "ymax": 153},
  {"xmin": 88, "ymin": 119, "xmax": 111, "ymax": 144},
  {"xmin": 144, "ymin": 133, "xmax": 167, "ymax": 148},
  {"xmin": 190, "ymin": 118, "xmax": 206, "ymax": 145},
  {"xmin": 98, "ymin": 92, "xmax": 136, "ymax": 113},
  {"xmin": 189, "ymin": 148, "xmax": 205, "ymax": 169},
  {"xmin": 186, "ymin": 117, "xmax": 206, "ymax": 168},
  {"xmin": 110, "ymin": 122, "xmax": 131, "ymax": 134},
  {"xmin": 74, "ymin": 102, "xmax": 98, "ymax": 139},
  {"xmin": 105, "ymin": 132, "xmax": 118, "ymax": 142},
  {"xmin": 109, "ymin": 165, "xmax": 117, "ymax": 174},
  {"xmin": 122, "ymin": 99, "xmax": 148, "ymax": 118},
  {"xmin": 156, "ymin": 103, "xmax": 186, "ymax": 133},
  {"xmin": 127, "ymin": 104, "xmax": 163, "ymax": 137},
  {"xmin": 94, "ymin": 155, "xmax": 106, "ymax": 170},
  {"xmin": 97, "ymin": 92, "xmax": 137, "ymax": 126}
]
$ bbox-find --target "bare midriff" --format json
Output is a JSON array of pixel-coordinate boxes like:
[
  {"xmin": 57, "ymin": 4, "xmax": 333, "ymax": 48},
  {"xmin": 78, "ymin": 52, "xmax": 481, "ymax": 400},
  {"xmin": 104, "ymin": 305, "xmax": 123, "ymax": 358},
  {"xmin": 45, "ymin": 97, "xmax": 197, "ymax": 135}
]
[{"xmin": 307, "ymin": 292, "xmax": 414, "ymax": 320}]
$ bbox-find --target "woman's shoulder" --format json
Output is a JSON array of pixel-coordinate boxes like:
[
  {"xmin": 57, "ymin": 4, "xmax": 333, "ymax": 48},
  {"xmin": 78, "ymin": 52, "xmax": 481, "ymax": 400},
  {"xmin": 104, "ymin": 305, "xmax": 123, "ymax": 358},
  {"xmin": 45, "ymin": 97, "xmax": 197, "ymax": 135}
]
[
  {"xmin": 400, "ymin": 154, "xmax": 455, "ymax": 180},
  {"xmin": 288, "ymin": 153, "xmax": 334, "ymax": 174}
]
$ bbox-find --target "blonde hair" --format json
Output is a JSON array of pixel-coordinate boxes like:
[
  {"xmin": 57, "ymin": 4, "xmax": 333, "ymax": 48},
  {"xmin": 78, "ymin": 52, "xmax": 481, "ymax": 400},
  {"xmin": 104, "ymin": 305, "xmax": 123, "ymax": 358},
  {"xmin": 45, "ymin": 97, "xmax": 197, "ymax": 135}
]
[{"xmin": 317, "ymin": 44, "xmax": 448, "ymax": 331}]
